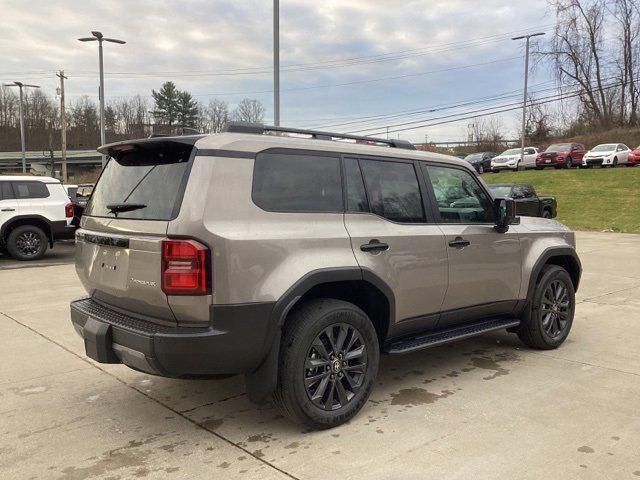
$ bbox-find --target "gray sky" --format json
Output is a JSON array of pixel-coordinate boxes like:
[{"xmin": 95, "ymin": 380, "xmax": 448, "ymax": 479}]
[{"xmin": 0, "ymin": 0, "xmax": 553, "ymax": 142}]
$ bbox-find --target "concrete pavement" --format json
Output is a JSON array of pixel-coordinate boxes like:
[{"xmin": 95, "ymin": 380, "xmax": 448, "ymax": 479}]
[{"xmin": 1, "ymin": 231, "xmax": 639, "ymax": 479}]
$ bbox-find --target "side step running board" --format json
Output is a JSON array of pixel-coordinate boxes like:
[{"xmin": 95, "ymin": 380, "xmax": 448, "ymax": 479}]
[{"xmin": 385, "ymin": 318, "xmax": 520, "ymax": 355}]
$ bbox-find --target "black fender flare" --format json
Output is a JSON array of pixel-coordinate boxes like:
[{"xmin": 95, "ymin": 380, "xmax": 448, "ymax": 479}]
[
  {"xmin": 526, "ymin": 247, "xmax": 582, "ymax": 303},
  {"xmin": 245, "ymin": 267, "xmax": 395, "ymax": 403}
]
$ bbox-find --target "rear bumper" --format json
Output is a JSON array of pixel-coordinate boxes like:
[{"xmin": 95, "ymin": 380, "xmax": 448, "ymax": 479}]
[{"xmin": 70, "ymin": 297, "xmax": 275, "ymax": 376}]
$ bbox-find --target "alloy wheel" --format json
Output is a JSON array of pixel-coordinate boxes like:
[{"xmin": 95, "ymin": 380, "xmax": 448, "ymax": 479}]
[
  {"xmin": 304, "ymin": 323, "xmax": 367, "ymax": 411},
  {"xmin": 15, "ymin": 231, "xmax": 42, "ymax": 257},
  {"xmin": 540, "ymin": 280, "xmax": 571, "ymax": 339}
]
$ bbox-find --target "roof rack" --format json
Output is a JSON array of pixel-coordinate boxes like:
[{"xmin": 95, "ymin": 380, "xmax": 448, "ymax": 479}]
[{"xmin": 225, "ymin": 122, "xmax": 416, "ymax": 150}]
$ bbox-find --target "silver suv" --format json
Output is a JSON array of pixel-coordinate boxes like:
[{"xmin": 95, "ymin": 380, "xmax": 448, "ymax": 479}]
[{"xmin": 70, "ymin": 123, "xmax": 581, "ymax": 429}]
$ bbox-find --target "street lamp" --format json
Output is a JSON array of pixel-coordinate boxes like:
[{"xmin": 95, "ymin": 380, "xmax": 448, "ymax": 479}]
[
  {"xmin": 513, "ymin": 32, "xmax": 545, "ymax": 171},
  {"xmin": 273, "ymin": 0, "xmax": 280, "ymax": 126},
  {"xmin": 3, "ymin": 81, "xmax": 40, "ymax": 173},
  {"xmin": 78, "ymin": 31, "xmax": 126, "ymax": 168}
]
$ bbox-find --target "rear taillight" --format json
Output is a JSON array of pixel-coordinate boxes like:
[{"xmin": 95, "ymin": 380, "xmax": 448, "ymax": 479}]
[
  {"xmin": 65, "ymin": 203, "xmax": 74, "ymax": 218},
  {"xmin": 161, "ymin": 239, "xmax": 211, "ymax": 296}
]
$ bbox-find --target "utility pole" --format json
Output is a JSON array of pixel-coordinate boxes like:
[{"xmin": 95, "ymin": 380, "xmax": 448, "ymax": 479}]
[
  {"xmin": 3, "ymin": 81, "xmax": 40, "ymax": 173},
  {"xmin": 513, "ymin": 32, "xmax": 545, "ymax": 171},
  {"xmin": 56, "ymin": 71, "xmax": 68, "ymax": 182},
  {"xmin": 273, "ymin": 0, "xmax": 280, "ymax": 126},
  {"xmin": 79, "ymin": 31, "xmax": 126, "ymax": 168}
]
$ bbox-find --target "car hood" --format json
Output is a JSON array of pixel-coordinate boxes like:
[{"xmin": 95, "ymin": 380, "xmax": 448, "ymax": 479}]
[
  {"xmin": 585, "ymin": 151, "xmax": 614, "ymax": 157},
  {"xmin": 518, "ymin": 215, "xmax": 571, "ymax": 233}
]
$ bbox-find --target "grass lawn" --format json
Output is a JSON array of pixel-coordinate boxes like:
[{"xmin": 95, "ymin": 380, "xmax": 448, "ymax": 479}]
[{"xmin": 483, "ymin": 166, "xmax": 640, "ymax": 233}]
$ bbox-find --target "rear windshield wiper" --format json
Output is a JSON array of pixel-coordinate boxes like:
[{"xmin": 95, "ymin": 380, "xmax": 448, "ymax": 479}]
[{"xmin": 106, "ymin": 203, "xmax": 147, "ymax": 214}]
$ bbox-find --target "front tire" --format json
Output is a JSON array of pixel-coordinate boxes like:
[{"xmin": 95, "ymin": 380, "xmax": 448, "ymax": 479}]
[
  {"xmin": 517, "ymin": 265, "xmax": 575, "ymax": 350},
  {"xmin": 565, "ymin": 157, "xmax": 572, "ymax": 169},
  {"xmin": 274, "ymin": 299, "xmax": 380, "ymax": 429},
  {"xmin": 6, "ymin": 225, "xmax": 48, "ymax": 261}
]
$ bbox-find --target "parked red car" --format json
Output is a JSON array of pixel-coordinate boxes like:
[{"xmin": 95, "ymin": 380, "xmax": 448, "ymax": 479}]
[
  {"xmin": 536, "ymin": 143, "xmax": 586, "ymax": 169},
  {"xmin": 629, "ymin": 145, "xmax": 640, "ymax": 166}
]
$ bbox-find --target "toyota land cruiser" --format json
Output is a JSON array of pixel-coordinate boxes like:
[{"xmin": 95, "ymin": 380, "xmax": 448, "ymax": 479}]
[{"xmin": 70, "ymin": 123, "xmax": 581, "ymax": 429}]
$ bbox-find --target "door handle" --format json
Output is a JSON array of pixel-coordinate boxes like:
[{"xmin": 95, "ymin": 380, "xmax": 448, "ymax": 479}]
[
  {"xmin": 360, "ymin": 239, "xmax": 389, "ymax": 253},
  {"xmin": 448, "ymin": 237, "xmax": 470, "ymax": 249},
  {"xmin": 1, "ymin": 208, "xmax": 15, "ymax": 212}
]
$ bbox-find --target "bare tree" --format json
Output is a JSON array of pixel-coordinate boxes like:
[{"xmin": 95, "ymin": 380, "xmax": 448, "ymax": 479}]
[
  {"xmin": 471, "ymin": 117, "xmax": 505, "ymax": 151},
  {"xmin": 610, "ymin": 0, "xmax": 640, "ymax": 125},
  {"xmin": 232, "ymin": 98, "xmax": 265, "ymax": 123},
  {"xmin": 545, "ymin": 0, "xmax": 612, "ymax": 127},
  {"xmin": 202, "ymin": 99, "xmax": 230, "ymax": 133}
]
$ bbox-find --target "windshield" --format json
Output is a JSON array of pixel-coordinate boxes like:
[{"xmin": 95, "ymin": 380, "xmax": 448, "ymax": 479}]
[
  {"xmin": 500, "ymin": 149, "xmax": 521, "ymax": 156},
  {"xmin": 464, "ymin": 153, "xmax": 484, "ymax": 161},
  {"xmin": 85, "ymin": 144, "xmax": 193, "ymax": 220},
  {"xmin": 546, "ymin": 143, "xmax": 572, "ymax": 152},
  {"xmin": 591, "ymin": 144, "xmax": 616, "ymax": 152},
  {"xmin": 488, "ymin": 185, "xmax": 512, "ymax": 198}
]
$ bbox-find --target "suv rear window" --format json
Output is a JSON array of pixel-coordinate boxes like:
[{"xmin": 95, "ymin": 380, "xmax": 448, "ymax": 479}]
[
  {"xmin": 85, "ymin": 144, "xmax": 193, "ymax": 220},
  {"xmin": 252, "ymin": 152, "xmax": 343, "ymax": 212},
  {"xmin": 13, "ymin": 181, "xmax": 50, "ymax": 199}
]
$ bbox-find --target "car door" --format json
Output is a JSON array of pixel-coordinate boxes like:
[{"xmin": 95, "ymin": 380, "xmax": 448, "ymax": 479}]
[
  {"xmin": 420, "ymin": 163, "xmax": 522, "ymax": 328},
  {"xmin": 618, "ymin": 144, "xmax": 631, "ymax": 164},
  {"xmin": 523, "ymin": 148, "xmax": 537, "ymax": 168},
  {"xmin": 0, "ymin": 182, "xmax": 20, "ymax": 233},
  {"xmin": 343, "ymin": 156, "xmax": 448, "ymax": 335},
  {"xmin": 511, "ymin": 185, "xmax": 534, "ymax": 216},
  {"xmin": 571, "ymin": 144, "xmax": 586, "ymax": 165},
  {"xmin": 520, "ymin": 185, "xmax": 539, "ymax": 216}
]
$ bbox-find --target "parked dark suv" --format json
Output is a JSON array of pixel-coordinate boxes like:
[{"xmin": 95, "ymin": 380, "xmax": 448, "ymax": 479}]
[
  {"xmin": 70, "ymin": 123, "xmax": 581, "ymax": 429},
  {"xmin": 463, "ymin": 152, "xmax": 495, "ymax": 174}
]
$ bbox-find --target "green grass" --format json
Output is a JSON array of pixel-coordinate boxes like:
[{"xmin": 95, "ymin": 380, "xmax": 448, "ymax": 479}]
[{"xmin": 483, "ymin": 167, "xmax": 640, "ymax": 233}]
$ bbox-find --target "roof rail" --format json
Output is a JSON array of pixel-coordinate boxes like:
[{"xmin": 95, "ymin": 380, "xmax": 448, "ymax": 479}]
[{"xmin": 224, "ymin": 122, "xmax": 416, "ymax": 150}]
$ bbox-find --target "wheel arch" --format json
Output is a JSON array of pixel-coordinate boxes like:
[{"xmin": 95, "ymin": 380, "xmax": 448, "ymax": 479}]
[
  {"xmin": 1, "ymin": 215, "xmax": 53, "ymax": 247},
  {"xmin": 527, "ymin": 247, "xmax": 582, "ymax": 302},
  {"xmin": 245, "ymin": 267, "xmax": 395, "ymax": 404}
]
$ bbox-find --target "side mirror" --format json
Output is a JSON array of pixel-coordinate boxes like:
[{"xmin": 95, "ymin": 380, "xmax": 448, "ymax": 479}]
[{"xmin": 493, "ymin": 197, "xmax": 518, "ymax": 233}]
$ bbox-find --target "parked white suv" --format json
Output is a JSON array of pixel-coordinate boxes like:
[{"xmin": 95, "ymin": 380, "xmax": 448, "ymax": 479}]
[
  {"xmin": 491, "ymin": 147, "xmax": 539, "ymax": 171},
  {"xmin": 0, "ymin": 176, "xmax": 75, "ymax": 260}
]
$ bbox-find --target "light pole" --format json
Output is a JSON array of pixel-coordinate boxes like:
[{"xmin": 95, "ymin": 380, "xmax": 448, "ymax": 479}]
[
  {"xmin": 4, "ymin": 81, "xmax": 40, "ymax": 173},
  {"xmin": 273, "ymin": 0, "xmax": 280, "ymax": 126},
  {"xmin": 512, "ymin": 32, "xmax": 545, "ymax": 171},
  {"xmin": 78, "ymin": 31, "xmax": 125, "ymax": 168}
]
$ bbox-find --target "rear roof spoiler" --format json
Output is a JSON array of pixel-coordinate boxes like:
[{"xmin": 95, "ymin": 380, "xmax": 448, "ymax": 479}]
[{"xmin": 97, "ymin": 135, "xmax": 206, "ymax": 158}]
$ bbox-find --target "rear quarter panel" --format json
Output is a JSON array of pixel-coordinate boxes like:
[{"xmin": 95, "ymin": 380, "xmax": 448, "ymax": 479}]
[{"xmin": 167, "ymin": 154, "xmax": 358, "ymax": 306}]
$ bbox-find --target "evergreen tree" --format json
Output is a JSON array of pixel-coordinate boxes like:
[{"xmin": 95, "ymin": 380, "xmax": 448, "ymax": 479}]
[
  {"xmin": 151, "ymin": 81, "xmax": 180, "ymax": 126},
  {"xmin": 177, "ymin": 90, "xmax": 199, "ymax": 127}
]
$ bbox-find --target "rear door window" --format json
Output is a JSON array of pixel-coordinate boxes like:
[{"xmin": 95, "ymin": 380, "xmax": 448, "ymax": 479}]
[
  {"xmin": 359, "ymin": 159, "xmax": 425, "ymax": 223},
  {"xmin": 252, "ymin": 151, "xmax": 343, "ymax": 212},
  {"xmin": 85, "ymin": 144, "xmax": 193, "ymax": 220},
  {"xmin": 0, "ymin": 182, "xmax": 14, "ymax": 200},
  {"xmin": 12, "ymin": 181, "xmax": 50, "ymax": 199}
]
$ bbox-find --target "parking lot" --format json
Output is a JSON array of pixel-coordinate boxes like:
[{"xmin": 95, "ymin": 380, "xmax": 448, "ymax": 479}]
[{"xmin": 1, "ymin": 231, "xmax": 639, "ymax": 480}]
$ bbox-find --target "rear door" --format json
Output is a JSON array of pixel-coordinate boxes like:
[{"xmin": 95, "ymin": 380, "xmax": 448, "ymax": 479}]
[
  {"xmin": 343, "ymin": 156, "xmax": 447, "ymax": 334},
  {"xmin": 420, "ymin": 163, "xmax": 521, "ymax": 328},
  {"xmin": 76, "ymin": 141, "xmax": 195, "ymax": 325},
  {"xmin": 0, "ymin": 182, "xmax": 20, "ymax": 231}
]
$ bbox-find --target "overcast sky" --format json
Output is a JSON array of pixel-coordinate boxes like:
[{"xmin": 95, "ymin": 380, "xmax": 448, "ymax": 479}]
[{"xmin": 0, "ymin": 0, "xmax": 554, "ymax": 142}]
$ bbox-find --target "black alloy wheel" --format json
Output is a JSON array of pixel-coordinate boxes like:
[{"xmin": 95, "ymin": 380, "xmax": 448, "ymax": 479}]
[
  {"xmin": 304, "ymin": 323, "xmax": 367, "ymax": 411},
  {"xmin": 540, "ymin": 280, "xmax": 571, "ymax": 339}
]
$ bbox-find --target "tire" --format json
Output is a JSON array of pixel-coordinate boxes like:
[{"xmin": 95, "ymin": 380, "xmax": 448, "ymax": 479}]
[
  {"xmin": 542, "ymin": 209, "xmax": 552, "ymax": 219},
  {"xmin": 535, "ymin": 166, "xmax": 544, "ymax": 170},
  {"xmin": 613, "ymin": 157, "xmax": 618, "ymax": 168},
  {"xmin": 565, "ymin": 157, "xmax": 572, "ymax": 169},
  {"xmin": 517, "ymin": 265, "xmax": 575, "ymax": 350},
  {"xmin": 273, "ymin": 298, "xmax": 380, "ymax": 429},
  {"xmin": 478, "ymin": 164, "xmax": 484, "ymax": 174},
  {"xmin": 6, "ymin": 225, "xmax": 48, "ymax": 261}
]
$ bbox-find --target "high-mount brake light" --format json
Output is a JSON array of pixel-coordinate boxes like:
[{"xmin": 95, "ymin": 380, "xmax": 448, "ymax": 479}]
[{"xmin": 161, "ymin": 239, "xmax": 211, "ymax": 296}]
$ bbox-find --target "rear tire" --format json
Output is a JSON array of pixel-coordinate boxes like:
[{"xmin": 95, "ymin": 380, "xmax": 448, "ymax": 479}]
[
  {"xmin": 478, "ymin": 164, "xmax": 484, "ymax": 174},
  {"xmin": 517, "ymin": 265, "xmax": 575, "ymax": 350},
  {"xmin": 273, "ymin": 298, "xmax": 379, "ymax": 429},
  {"xmin": 6, "ymin": 225, "xmax": 48, "ymax": 261},
  {"xmin": 542, "ymin": 209, "xmax": 552, "ymax": 219}
]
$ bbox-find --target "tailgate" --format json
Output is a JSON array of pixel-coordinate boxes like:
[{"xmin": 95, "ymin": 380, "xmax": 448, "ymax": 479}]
[{"xmin": 75, "ymin": 218, "xmax": 175, "ymax": 324}]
